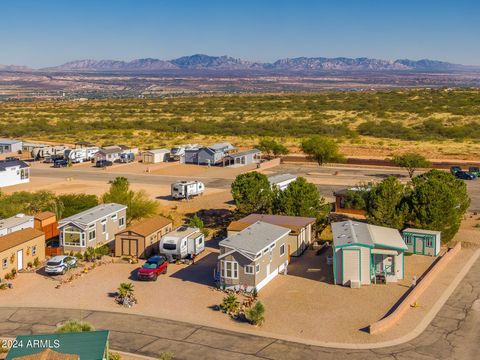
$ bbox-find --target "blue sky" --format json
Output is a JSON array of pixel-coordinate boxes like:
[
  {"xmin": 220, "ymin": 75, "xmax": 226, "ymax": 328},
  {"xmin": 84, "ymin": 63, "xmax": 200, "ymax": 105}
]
[{"xmin": 0, "ymin": 0, "xmax": 478, "ymax": 68}]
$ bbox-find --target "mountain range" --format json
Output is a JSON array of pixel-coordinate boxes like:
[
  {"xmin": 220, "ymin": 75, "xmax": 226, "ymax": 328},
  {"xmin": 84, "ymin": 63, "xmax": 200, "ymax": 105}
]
[{"xmin": 2, "ymin": 55, "xmax": 478, "ymax": 73}]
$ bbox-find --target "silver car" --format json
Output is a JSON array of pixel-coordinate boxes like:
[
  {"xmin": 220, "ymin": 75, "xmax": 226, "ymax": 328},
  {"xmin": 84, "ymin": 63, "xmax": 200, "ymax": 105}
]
[{"xmin": 45, "ymin": 255, "xmax": 77, "ymax": 275}]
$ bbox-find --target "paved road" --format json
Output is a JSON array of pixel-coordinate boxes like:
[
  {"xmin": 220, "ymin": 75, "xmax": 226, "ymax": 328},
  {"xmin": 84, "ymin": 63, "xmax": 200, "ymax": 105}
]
[
  {"xmin": 31, "ymin": 163, "xmax": 480, "ymax": 211},
  {"xmin": 1, "ymin": 257, "xmax": 478, "ymax": 360}
]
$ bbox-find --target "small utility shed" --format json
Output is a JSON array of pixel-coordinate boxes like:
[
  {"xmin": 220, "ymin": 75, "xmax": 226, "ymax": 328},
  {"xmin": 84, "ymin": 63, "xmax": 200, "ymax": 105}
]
[
  {"xmin": 115, "ymin": 216, "xmax": 173, "ymax": 258},
  {"xmin": 5, "ymin": 330, "xmax": 109, "ymax": 360},
  {"xmin": 402, "ymin": 228, "xmax": 441, "ymax": 256},
  {"xmin": 34, "ymin": 211, "xmax": 59, "ymax": 240},
  {"xmin": 332, "ymin": 221, "xmax": 407, "ymax": 287},
  {"xmin": 0, "ymin": 139, "xmax": 22, "ymax": 154},
  {"xmin": 223, "ymin": 149, "xmax": 261, "ymax": 166},
  {"xmin": 142, "ymin": 149, "xmax": 170, "ymax": 163},
  {"xmin": 227, "ymin": 214, "xmax": 315, "ymax": 257}
]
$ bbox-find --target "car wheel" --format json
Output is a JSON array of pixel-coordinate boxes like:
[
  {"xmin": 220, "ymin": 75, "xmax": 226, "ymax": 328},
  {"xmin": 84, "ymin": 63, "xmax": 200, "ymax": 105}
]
[
  {"xmin": 61, "ymin": 268, "xmax": 66, "ymax": 275},
  {"xmin": 153, "ymin": 274, "xmax": 158, "ymax": 281},
  {"xmin": 162, "ymin": 268, "xmax": 167, "ymax": 274}
]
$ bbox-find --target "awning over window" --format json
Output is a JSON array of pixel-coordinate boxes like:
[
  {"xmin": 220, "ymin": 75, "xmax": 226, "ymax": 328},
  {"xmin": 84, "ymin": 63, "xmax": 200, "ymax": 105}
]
[{"xmin": 371, "ymin": 248, "xmax": 399, "ymax": 256}]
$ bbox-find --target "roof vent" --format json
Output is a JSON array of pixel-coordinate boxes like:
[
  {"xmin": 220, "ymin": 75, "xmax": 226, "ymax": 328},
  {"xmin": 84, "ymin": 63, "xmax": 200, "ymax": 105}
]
[{"xmin": 15, "ymin": 213, "xmax": 25, "ymax": 218}]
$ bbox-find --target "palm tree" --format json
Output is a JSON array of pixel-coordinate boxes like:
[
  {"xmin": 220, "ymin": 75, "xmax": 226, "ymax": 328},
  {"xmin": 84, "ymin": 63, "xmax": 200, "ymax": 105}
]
[
  {"xmin": 56, "ymin": 319, "xmax": 95, "ymax": 333},
  {"xmin": 118, "ymin": 282, "xmax": 135, "ymax": 299}
]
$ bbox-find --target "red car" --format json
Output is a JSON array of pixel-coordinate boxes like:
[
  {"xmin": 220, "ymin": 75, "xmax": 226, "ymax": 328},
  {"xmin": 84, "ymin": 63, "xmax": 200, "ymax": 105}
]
[{"xmin": 137, "ymin": 256, "xmax": 168, "ymax": 281}]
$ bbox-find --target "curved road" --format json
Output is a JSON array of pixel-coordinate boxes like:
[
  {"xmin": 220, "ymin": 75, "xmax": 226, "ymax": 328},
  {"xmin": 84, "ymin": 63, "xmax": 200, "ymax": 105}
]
[{"xmin": 1, "ymin": 257, "xmax": 478, "ymax": 360}]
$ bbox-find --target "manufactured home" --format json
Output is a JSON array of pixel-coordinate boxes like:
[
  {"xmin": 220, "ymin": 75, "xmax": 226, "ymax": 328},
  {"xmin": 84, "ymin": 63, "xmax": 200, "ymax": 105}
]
[
  {"xmin": 332, "ymin": 220, "xmax": 407, "ymax": 287},
  {"xmin": 58, "ymin": 203, "xmax": 127, "ymax": 253},
  {"xmin": 159, "ymin": 226, "xmax": 205, "ymax": 260},
  {"xmin": 268, "ymin": 173, "xmax": 297, "ymax": 191},
  {"xmin": 184, "ymin": 142, "xmax": 235, "ymax": 166},
  {"xmin": 217, "ymin": 221, "xmax": 290, "ymax": 292},
  {"xmin": 0, "ymin": 214, "xmax": 34, "ymax": 237},
  {"xmin": 115, "ymin": 216, "xmax": 173, "ymax": 258},
  {"xmin": 0, "ymin": 159, "xmax": 30, "ymax": 188},
  {"xmin": 142, "ymin": 149, "xmax": 170, "ymax": 163},
  {"xmin": 402, "ymin": 228, "xmax": 441, "ymax": 256},
  {"xmin": 0, "ymin": 139, "xmax": 22, "ymax": 154},
  {"xmin": 227, "ymin": 214, "xmax": 315, "ymax": 257},
  {"xmin": 0, "ymin": 228, "xmax": 45, "ymax": 279},
  {"xmin": 223, "ymin": 149, "xmax": 261, "ymax": 167},
  {"xmin": 94, "ymin": 146, "xmax": 123, "ymax": 162}
]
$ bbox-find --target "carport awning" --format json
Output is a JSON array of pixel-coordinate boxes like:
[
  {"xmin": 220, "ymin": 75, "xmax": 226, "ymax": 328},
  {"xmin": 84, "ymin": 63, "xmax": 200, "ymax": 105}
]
[{"xmin": 371, "ymin": 248, "xmax": 399, "ymax": 255}]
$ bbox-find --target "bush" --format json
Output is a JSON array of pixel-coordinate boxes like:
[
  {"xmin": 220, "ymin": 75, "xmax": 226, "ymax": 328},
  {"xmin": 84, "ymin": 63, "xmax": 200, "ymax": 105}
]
[
  {"xmin": 33, "ymin": 257, "xmax": 40, "ymax": 267},
  {"xmin": 246, "ymin": 301, "xmax": 265, "ymax": 326},
  {"xmin": 158, "ymin": 352, "xmax": 175, "ymax": 360},
  {"xmin": 220, "ymin": 294, "xmax": 240, "ymax": 315},
  {"xmin": 56, "ymin": 319, "xmax": 95, "ymax": 333},
  {"xmin": 108, "ymin": 352, "xmax": 122, "ymax": 360}
]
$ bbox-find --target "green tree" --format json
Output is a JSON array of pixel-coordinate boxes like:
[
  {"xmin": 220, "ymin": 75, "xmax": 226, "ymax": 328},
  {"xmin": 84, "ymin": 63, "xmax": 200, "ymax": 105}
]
[
  {"xmin": 231, "ymin": 172, "xmax": 273, "ymax": 215},
  {"xmin": 246, "ymin": 301, "xmax": 265, "ymax": 326},
  {"xmin": 276, "ymin": 177, "xmax": 330, "ymax": 223},
  {"xmin": 56, "ymin": 320, "xmax": 95, "ymax": 333},
  {"xmin": 301, "ymin": 136, "xmax": 344, "ymax": 165},
  {"xmin": 409, "ymin": 170, "xmax": 470, "ymax": 243},
  {"xmin": 188, "ymin": 214, "xmax": 209, "ymax": 237},
  {"xmin": 344, "ymin": 189, "xmax": 368, "ymax": 210},
  {"xmin": 256, "ymin": 139, "xmax": 289, "ymax": 157},
  {"xmin": 392, "ymin": 153, "xmax": 431, "ymax": 178},
  {"xmin": 102, "ymin": 177, "xmax": 157, "ymax": 224},
  {"xmin": 0, "ymin": 190, "xmax": 58, "ymax": 218},
  {"xmin": 366, "ymin": 177, "xmax": 408, "ymax": 229},
  {"xmin": 58, "ymin": 194, "xmax": 99, "ymax": 218}
]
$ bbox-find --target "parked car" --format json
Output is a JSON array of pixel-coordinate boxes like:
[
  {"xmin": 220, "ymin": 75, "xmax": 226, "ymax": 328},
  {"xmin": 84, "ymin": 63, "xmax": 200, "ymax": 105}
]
[
  {"xmin": 450, "ymin": 166, "xmax": 462, "ymax": 175},
  {"xmin": 45, "ymin": 255, "xmax": 77, "ymax": 275},
  {"xmin": 53, "ymin": 159, "xmax": 69, "ymax": 168},
  {"xmin": 468, "ymin": 167, "xmax": 480, "ymax": 177},
  {"xmin": 454, "ymin": 171, "xmax": 476, "ymax": 180},
  {"xmin": 136, "ymin": 256, "xmax": 168, "ymax": 281},
  {"xmin": 95, "ymin": 160, "xmax": 113, "ymax": 168}
]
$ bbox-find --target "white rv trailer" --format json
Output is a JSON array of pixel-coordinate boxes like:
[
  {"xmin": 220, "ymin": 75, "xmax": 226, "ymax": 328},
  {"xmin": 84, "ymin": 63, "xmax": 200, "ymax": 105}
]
[
  {"xmin": 171, "ymin": 180, "xmax": 205, "ymax": 199},
  {"xmin": 159, "ymin": 226, "xmax": 205, "ymax": 260},
  {"xmin": 268, "ymin": 173, "xmax": 298, "ymax": 191},
  {"xmin": 64, "ymin": 147, "xmax": 99, "ymax": 163},
  {"xmin": 32, "ymin": 145, "xmax": 69, "ymax": 160}
]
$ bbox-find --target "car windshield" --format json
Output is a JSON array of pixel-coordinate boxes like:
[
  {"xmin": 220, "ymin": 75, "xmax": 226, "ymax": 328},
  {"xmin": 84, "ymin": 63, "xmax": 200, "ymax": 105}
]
[
  {"xmin": 47, "ymin": 261, "xmax": 62, "ymax": 266},
  {"xmin": 142, "ymin": 262, "xmax": 158, "ymax": 269}
]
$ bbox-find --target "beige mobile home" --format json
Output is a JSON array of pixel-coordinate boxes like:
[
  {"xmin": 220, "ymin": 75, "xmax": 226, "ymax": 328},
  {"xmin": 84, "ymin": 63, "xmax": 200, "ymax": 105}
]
[
  {"xmin": 217, "ymin": 221, "xmax": 290, "ymax": 292},
  {"xmin": 332, "ymin": 220, "xmax": 407, "ymax": 287}
]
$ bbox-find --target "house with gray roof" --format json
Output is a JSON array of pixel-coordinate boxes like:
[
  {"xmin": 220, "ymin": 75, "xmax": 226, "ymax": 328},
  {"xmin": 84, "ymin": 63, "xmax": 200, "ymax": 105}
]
[
  {"xmin": 268, "ymin": 173, "xmax": 297, "ymax": 191},
  {"xmin": 223, "ymin": 148, "xmax": 261, "ymax": 167},
  {"xmin": 332, "ymin": 220, "xmax": 407, "ymax": 287},
  {"xmin": 0, "ymin": 159, "xmax": 30, "ymax": 188},
  {"xmin": 184, "ymin": 142, "xmax": 236, "ymax": 166},
  {"xmin": 58, "ymin": 203, "xmax": 127, "ymax": 253},
  {"xmin": 0, "ymin": 139, "xmax": 22, "ymax": 154},
  {"xmin": 217, "ymin": 221, "xmax": 290, "ymax": 292},
  {"xmin": 0, "ymin": 213, "xmax": 34, "ymax": 237}
]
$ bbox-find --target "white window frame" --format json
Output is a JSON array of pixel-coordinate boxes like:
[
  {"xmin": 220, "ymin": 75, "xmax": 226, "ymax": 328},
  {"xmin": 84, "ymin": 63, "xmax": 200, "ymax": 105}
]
[
  {"xmin": 119, "ymin": 217, "xmax": 125, "ymax": 227},
  {"xmin": 280, "ymin": 244, "xmax": 285, "ymax": 256},
  {"xmin": 255, "ymin": 264, "xmax": 260, "ymax": 273},
  {"xmin": 244, "ymin": 265, "xmax": 254, "ymax": 275},
  {"xmin": 425, "ymin": 237, "xmax": 433, "ymax": 248},
  {"xmin": 101, "ymin": 219, "xmax": 107, "ymax": 234},
  {"xmin": 111, "ymin": 214, "xmax": 118, "ymax": 221},
  {"xmin": 88, "ymin": 229, "xmax": 96, "ymax": 241},
  {"xmin": 222, "ymin": 260, "xmax": 238, "ymax": 279}
]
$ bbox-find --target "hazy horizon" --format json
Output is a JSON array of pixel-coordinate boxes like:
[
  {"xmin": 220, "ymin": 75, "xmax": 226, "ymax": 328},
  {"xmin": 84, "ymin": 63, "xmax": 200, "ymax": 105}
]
[{"xmin": 1, "ymin": 0, "xmax": 479, "ymax": 67}]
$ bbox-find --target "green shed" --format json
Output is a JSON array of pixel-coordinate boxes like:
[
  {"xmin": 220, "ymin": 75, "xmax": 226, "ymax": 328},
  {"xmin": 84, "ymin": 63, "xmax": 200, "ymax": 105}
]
[
  {"xmin": 402, "ymin": 228, "xmax": 441, "ymax": 256},
  {"xmin": 6, "ymin": 330, "xmax": 109, "ymax": 360}
]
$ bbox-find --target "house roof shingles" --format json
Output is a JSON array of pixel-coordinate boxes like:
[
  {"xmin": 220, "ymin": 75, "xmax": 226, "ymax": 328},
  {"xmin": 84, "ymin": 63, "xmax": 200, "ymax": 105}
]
[
  {"xmin": 228, "ymin": 214, "xmax": 315, "ymax": 235},
  {"xmin": 12, "ymin": 349, "xmax": 78, "ymax": 360},
  {"xmin": 58, "ymin": 203, "xmax": 127, "ymax": 229},
  {"xmin": 267, "ymin": 173, "xmax": 297, "ymax": 185},
  {"xmin": 0, "ymin": 214, "xmax": 33, "ymax": 231},
  {"xmin": 0, "ymin": 159, "xmax": 29, "ymax": 171},
  {"xmin": 117, "ymin": 216, "xmax": 172, "ymax": 237},
  {"xmin": 0, "ymin": 228, "xmax": 44, "ymax": 253},
  {"xmin": 34, "ymin": 211, "xmax": 56, "ymax": 221}
]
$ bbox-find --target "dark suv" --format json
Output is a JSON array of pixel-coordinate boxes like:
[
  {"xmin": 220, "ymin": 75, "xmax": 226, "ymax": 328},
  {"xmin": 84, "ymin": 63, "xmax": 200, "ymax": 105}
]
[
  {"xmin": 53, "ymin": 159, "xmax": 69, "ymax": 168},
  {"xmin": 95, "ymin": 160, "xmax": 113, "ymax": 168}
]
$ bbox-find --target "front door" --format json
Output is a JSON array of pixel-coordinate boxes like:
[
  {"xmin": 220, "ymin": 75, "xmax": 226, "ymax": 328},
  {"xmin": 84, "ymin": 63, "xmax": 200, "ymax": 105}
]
[
  {"xmin": 17, "ymin": 249, "xmax": 23, "ymax": 270},
  {"xmin": 414, "ymin": 236, "xmax": 423, "ymax": 255}
]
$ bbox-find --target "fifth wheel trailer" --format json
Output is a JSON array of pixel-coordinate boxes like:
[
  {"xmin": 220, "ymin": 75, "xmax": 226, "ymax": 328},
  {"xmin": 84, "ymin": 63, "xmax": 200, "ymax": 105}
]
[{"xmin": 171, "ymin": 180, "xmax": 205, "ymax": 199}]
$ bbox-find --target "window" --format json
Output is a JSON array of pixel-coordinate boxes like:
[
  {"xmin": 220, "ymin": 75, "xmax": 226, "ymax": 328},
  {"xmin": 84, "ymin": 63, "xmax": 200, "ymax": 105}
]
[
  {"xmin": 101, "ymin": 220, "xmax": 107, "ymax": 233},
  {"xmin": 270, "ymin": 243, "xmax": 276, "ymax": 249},
  {"xmin": 2, "ymin": 258, "xmax": 7, "ymax": 269},
  {"xmin": 425, "ymin": 237, "xmax": 433, "ymax": 248},
  {"xmin": 63, "ymin": 226, "xmax": 84, "ymax": 247},
  {"xmin": 222, "ymin": 261, "xmax": 238, "ymax": 279},
  {"xmin": 280, "ymin": 244, "xmax": 285, "ymax": 256},
  {"xmin": 32, "ymin": 246, "xmax": 37, "ymax": 256},
  {"xmin": 88, "ymin": 230, "xmax": 96, "ymax": 241},
  {"xmin": 111, "ymin": 214, "xmax": 118, "ymax": 221},
  {"xmin": 263, "ymin": 248, "xmax": 268, "ymax": 255},
  {"xmin": 256, "ymin": 264, "xmax": 260, "ymax": 273},
  {"xmin": 245, "ymin": 265, "xmax": 254, "ymax": 275},
  {"xmin": 404, "ymin": 236, "xmax": 412, "ymax": 245},
  {"xmin": 119, "ymin": 217, "xmax": 125, "ymax": 227}
]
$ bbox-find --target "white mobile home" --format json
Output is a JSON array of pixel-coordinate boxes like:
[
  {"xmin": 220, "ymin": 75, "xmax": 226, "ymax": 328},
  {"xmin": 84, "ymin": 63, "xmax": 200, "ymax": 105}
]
[
  {"xmin": 0, "ymin": 214, "xmax": 34, "ymax": 236},
  {"xmin": 142, "ymin": 149, "xmax": 170, "ymax": 164},
  {"xmin": 268, "ymin": 173, "xmax": 297, "ymax": 191},
  {"xmin": 332, "ymin": 221, "xmax": 407, "ymax": 287},
  {"xmin": 0, "ymin": 159, "xmax": 30, "ymax": 188},
  {"xmin": 159, "ymin": 226, "xmax": 205, "ymax": 260},
  {"xmin": 402, "ymin": 228, "xmax": 441, "ymax": 256},
  {"xmin": 0, "ymin": 139, "xmax": 22, "ymax": 154}
]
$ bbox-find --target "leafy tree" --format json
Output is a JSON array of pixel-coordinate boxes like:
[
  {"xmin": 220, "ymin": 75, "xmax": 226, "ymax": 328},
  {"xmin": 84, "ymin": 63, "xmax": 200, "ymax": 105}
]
[
  {"xmin": 102, "ymin": 177, "xmax": 157, "ymax": 224},
  {"xmin": 409, "ymin": 170, "xmax": 470, "ymax": 243},
  {"xmin": 366, "ymin": 177, "xmax": 408, "ymax": 229},
  {"xmin": 256, "ymin": 139, "xmax": 288, "ymax": 157},
  {"xmin": 392, "ymin": 153, "xmax": 431, "ymax": 178},
  {"xmin": 246, "ymin": 301, "xmax": 265, "ymax": 326},
  {"xmin": 58, "ymin": 194, "xmax": 99, "ymax": 218},
  {"xmin": 0, "ymin": 191, "xmax": 58, "ymax": 218},
  {"xmin": 276, "ymin": 177, "xmax": 330, "ymax": 223},
  {"xmin": 231, "ymin": 172, "xmax": 273, "ymax": 215},
  {"xmin": 301, "ymin": 136, "xmax": 344, "ymax": 165},
  {"xmin": 344, "ymin": 189, "xmax": 368, "ymax": 210},
  {"xmin": 188, "ymin": 214, "xmax": 209, "ymax": 237},
  {"xmin": 56, "ymin": 320, "xmax": 95, "ymax": 333}
]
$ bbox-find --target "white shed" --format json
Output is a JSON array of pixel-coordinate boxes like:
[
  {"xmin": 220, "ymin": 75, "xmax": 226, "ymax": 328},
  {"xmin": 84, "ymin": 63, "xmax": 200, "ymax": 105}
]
[{"xmin": 142, "ymin": 149, "xmax": 170, "ymax": 164}]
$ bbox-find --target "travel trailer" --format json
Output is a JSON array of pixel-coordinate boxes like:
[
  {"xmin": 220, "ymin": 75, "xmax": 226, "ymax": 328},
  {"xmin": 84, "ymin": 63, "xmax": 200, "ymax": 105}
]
[
  {"xmin": 64, "ymin": 147, "xmax": 99, "ymax": 163},
  {"xmin": 32, "ymin": 145, "xmax": 69, "ymax": 160},
  {"xmin": 159, "ymin": 226, "xmax": 205, "ymax": 260},
  {"xmin": 171, "ymin": 180, "xmax": 205, "ymax": 199}
]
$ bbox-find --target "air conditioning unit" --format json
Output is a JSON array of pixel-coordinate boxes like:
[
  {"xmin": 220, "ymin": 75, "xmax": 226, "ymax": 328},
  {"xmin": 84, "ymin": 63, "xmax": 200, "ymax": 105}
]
[{"xmin": 350, "ymin": 280, "xmax": 361, "ymax": 289}]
